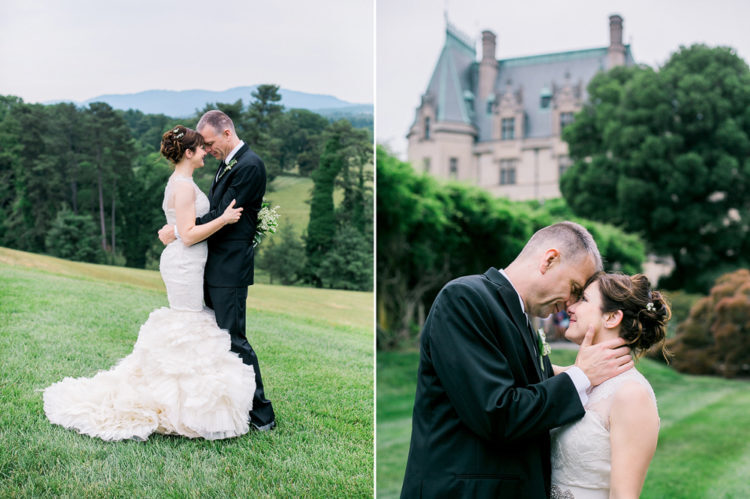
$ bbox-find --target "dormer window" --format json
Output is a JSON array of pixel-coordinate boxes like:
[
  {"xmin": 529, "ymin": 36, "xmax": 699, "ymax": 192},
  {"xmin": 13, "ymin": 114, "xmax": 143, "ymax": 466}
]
[
  {"xmin": 463, "ymin": 90, "xmax": 475, "ymax": 116},
  {"xmin": 540, "ymin": 87, "xmax": 552, "ymax": 109},
  {"xmin": 501, "ymin": 118, "xmax": 515, "ymax": 140},
  {"xmin": 424, "ymin": 117, "xmax": 431, "ymax": 140}
]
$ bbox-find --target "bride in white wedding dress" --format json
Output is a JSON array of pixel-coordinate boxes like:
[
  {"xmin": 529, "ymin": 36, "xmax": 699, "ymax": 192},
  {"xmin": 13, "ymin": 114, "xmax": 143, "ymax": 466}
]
[
  {"xmin": 43, "ymin": 125, "xmax": 256, "ymax": 441},
  {"xmin": 550, "ymin": 272, "xmax": 671, "ymax": 499}
]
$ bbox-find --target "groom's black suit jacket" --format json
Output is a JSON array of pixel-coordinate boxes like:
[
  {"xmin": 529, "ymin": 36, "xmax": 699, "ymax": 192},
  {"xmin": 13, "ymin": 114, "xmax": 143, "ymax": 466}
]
[
  {"xmin": 401, "ymin": 268, "xmax": 585, "ymax": 499},
  {"xmin": 197, "ymin": 143, "xmax": 266, "ymax": 287}
]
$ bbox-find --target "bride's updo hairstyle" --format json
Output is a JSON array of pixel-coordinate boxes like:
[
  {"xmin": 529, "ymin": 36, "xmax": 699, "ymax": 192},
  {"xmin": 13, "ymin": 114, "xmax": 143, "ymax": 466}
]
[
  {"xmin": 160, "ymin": 125, "xmax": 205, "ymax": 164},
  {"xmin": 588, "ymin": 272, "xmax": 672, "ymax": 359}
]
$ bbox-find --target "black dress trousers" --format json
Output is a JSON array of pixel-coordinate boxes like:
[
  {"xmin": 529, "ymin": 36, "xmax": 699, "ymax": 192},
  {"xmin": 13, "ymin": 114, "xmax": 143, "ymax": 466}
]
[{"xmin": 204, "ymin": 283, "xmax": 275, "ymax": 427}]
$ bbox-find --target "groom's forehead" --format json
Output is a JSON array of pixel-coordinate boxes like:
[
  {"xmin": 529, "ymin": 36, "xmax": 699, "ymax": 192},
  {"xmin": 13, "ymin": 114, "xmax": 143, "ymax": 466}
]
[{"xmin": 563, "ymin": 258, "xmax": 595, "ymax": 287}]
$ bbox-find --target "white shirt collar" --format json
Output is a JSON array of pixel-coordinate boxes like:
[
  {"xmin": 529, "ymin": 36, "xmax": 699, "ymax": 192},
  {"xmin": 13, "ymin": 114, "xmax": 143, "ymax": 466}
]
[
  {"xmin": 225, "ymin": 140, "xmax": 245, "ymax": 164},
  {"xmin": 499, "ymin": 268, "xmax": 527, "ymax": 316}
]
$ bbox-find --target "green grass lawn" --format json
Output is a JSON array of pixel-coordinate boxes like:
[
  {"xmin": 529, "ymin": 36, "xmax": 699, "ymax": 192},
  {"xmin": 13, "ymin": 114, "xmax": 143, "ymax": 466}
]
[
  {"xmin": 377, "ymin": 349, "xmax": 750, "ymax": 499},
  {"xmin": 0, "ymin": 250, "xmax": 374, "ymax": 497},
  {"xmin": 265, "ymin": 175, "xmax": 314, "ymax": 235}
]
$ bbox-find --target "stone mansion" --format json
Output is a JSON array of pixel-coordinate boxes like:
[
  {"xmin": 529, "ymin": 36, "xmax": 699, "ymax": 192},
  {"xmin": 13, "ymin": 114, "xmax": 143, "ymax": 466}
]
[{"xmin": 407, "ymin": 15, "xmax": 635, "ymax": 200}]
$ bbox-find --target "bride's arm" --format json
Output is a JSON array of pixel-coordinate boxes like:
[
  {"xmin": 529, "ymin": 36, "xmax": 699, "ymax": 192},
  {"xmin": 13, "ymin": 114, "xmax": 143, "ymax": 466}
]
[
  {"xmin": 609, "ymin": 381, "xmax": 659, "ymax": 499},
  {"xmin": 174, "ymin": 182, "xmax": 242, "ymax": 246}
]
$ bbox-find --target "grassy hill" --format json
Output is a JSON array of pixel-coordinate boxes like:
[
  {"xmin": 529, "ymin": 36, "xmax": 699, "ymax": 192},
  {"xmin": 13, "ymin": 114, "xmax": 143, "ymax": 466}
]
[
  {"xmin": 264, "ymin": 172, "xmax": 354, "ymax": 235},
  {"xmin": 265, "ymin": 175, "xmax": 316, "ymax": 235},
  {"xmin": 377, "ymin": 349, "xmax": 750, "ymax": 498},
  {"xmin": 0, "ymin": 249, "xmax": 373, "ymax": 497}
]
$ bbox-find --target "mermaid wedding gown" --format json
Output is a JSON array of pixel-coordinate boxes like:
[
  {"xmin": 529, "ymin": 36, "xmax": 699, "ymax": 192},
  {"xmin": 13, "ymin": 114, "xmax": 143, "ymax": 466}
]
[
  {"xmin": 43, "ymin": 175, "xmax": 255, "ymax": 441},
  {"xmin": 549, "ymin": 368, "xmax": 657, "ymax": 498}
]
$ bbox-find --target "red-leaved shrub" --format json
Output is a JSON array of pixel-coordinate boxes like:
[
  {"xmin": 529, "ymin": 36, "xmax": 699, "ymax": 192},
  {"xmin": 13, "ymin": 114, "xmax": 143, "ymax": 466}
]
[{"xmin": 667, "ymin": 269, "xmax": 750, "ymax": 378}]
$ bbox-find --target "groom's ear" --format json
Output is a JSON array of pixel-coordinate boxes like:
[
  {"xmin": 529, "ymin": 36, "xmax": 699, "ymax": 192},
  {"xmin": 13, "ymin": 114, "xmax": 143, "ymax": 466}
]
[{"xmin": 539, "ymin": 248, "xmax": 560, "ymax": 274}]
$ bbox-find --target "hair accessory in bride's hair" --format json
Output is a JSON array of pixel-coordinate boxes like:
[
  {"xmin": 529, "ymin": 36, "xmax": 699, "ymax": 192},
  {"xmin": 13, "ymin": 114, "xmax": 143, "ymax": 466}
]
[
  {"xmin": 646, "ymin": 302, "xmax": 655, "ymax": 312},
  {"xmin": 172, "ymin": 127, "xmax": 184, "ymax": 139}
]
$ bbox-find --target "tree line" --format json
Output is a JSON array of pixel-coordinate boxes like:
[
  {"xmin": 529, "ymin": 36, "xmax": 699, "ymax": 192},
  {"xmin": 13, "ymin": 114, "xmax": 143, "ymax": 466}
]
[
  {"xmin": 376, "ymin": 147, "xmax": 645, "ymax": 349},
  {"xmin": 0, "ymin": 85, "xmax": 373, "ymax": 291}
]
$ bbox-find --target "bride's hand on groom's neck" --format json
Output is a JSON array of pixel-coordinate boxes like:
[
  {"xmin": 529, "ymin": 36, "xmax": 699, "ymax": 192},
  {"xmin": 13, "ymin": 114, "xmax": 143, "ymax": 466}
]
[{"xmin": 575, "ymin": 326, "xmax": 633, "ymax": 386}]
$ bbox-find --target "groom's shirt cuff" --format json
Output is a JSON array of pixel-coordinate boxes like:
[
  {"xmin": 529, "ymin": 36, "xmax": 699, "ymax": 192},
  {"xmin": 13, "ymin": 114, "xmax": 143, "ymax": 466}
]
[{"xmin": 564, "ymin": 366, "xmax": 591, "ymax": 407}]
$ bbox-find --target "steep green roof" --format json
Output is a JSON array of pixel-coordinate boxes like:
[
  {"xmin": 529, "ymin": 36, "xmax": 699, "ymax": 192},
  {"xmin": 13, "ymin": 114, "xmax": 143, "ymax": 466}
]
[{"xmin": 498, "ymin": 45, "xmax": 632, "ymax": 67}]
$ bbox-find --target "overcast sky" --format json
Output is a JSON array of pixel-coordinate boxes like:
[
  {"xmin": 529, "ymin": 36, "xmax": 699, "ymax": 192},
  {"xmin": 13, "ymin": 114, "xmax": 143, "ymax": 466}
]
[
  {"xmin": 377, "ymin": 0, "xmax": 750, "ymax": 158},
  {"xmin": 0, "ymin": 0, "xmax": 373, "ymax": 105}
]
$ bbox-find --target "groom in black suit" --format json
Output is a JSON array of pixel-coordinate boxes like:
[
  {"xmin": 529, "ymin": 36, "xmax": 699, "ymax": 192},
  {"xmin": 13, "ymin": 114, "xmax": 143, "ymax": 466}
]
[
  {"xmin": 159, "ymin": 110, "xmax": 275, "ymax": 431},
  {"xmin": 401, "ymin": 222, "xmax": 632, "ymax": 498}
]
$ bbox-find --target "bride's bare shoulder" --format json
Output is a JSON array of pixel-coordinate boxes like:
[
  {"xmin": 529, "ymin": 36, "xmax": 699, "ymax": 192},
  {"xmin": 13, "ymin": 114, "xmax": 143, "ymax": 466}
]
[{"xmin": 610, "ymin": 378, "xmax": 658, "ymax": 424}]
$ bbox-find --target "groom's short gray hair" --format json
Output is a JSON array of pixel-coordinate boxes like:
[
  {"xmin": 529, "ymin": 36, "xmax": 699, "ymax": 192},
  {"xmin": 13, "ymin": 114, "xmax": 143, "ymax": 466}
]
[
  {"xmin": 520, "ymin": 221, "xmax": 603, "ymax": 271},
  {"xmin": 196, "ymin": 110, "xmax": 236, "ymax": 135}
]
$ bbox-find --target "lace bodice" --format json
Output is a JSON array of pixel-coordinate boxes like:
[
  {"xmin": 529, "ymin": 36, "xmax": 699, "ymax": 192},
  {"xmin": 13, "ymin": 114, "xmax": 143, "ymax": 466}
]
[
  {"xmin": 550, "ymin": 368, "xmax": 657, "ymax": 498},
  {"xmin": 159, "ymin": 175, "xmax": 210, "ymax": 311},
  {"xmin": 161, "ymin": 175, "xmax": 210, "ymax": 223}
]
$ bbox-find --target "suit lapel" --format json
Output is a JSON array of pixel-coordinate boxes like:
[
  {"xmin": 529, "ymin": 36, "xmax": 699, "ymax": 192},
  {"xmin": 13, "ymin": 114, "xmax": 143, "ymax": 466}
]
[
  {"xmin": 232, "ymin": 143, "xmax": 249, "ymax": 161},
  {"xmin": 484, "ymin": 268, "xmax": 544, "ymax": 381},
  {"xmin": 210, "ymin": 161, "xmax": 224, "ymax": 199},
  {"xmin": 210, "ymin": 144, "xmax": 250, "ymax": 202}
]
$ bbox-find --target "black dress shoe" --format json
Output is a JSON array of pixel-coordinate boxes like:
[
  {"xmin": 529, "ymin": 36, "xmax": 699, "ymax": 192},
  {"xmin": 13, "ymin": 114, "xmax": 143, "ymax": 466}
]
[{"xmin": 251, "ymin": 420, "xmax": 276, "ymax": 432}]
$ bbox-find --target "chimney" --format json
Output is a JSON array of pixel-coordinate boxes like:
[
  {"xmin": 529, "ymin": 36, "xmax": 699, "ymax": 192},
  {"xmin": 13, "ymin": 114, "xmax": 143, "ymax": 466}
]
[
  {"xmin": 607, "ymin": 15, "xmax": 625, "ymax": 67},
  {"xmin": 478, "ymin": 30, "xmax": 498, "ymax": 106}
]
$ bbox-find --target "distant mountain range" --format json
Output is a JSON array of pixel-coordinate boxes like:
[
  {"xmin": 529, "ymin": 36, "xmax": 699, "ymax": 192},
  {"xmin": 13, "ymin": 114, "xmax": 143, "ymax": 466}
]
[{"xmin": 45, "ymin": 86, "xmax": 372, "ymax": 118}]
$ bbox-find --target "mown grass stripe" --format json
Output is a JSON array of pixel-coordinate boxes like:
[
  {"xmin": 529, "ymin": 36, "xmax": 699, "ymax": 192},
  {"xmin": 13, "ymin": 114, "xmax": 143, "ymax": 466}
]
[
  {"xmin": 642, "ymin": 390, "xmax": 750, "ymax": 498},
  {"xmin": 707, "ymin": 440, "xmax": 750, "ymax": 498}
]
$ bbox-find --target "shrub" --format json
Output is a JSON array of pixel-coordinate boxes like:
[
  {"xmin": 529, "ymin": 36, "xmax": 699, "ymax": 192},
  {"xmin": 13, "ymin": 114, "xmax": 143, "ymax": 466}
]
[
  {"xmin": 667, "ymin": 269, "xmax": 750, "ymax": 378},
  {"xmin": 256, "ymin": 225, "xmax": 306, "ymax": 285},
  {"xmin": 661, "ymin": 289, "xmax": 703, "ymax": 338}
]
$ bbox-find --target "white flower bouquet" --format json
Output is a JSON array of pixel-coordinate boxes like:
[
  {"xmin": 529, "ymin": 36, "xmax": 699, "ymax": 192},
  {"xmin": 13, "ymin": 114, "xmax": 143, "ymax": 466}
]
[{"xmin": 253, "ymin": 200, "xmax": 280, "ymax": 248}]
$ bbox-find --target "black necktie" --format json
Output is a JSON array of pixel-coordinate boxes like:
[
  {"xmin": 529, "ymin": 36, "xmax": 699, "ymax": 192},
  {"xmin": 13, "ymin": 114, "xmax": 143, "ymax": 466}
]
[
  {"xmin": 525, "ymin": 315, "xmax": 539, "ymax": 352},
  {"xmin": 215, "ymin": 160, "xmax": 226, "ymax": 183}
]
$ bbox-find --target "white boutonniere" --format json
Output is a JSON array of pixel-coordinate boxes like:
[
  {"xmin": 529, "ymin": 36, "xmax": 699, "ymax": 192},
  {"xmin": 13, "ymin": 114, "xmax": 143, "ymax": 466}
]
[
  {"xmin": 218, "ymin": 159, "xmax": 238, "ymax": 181},
  {"xmin": 537, "ymin": 328, "xmax": 551, "ymax": 371}
]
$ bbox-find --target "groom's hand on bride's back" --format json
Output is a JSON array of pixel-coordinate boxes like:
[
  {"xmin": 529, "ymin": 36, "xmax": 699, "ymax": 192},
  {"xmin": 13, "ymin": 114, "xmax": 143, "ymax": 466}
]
[{"xmin": 574, "ymin": 325, "xmax": 633, "ymax": 386}]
